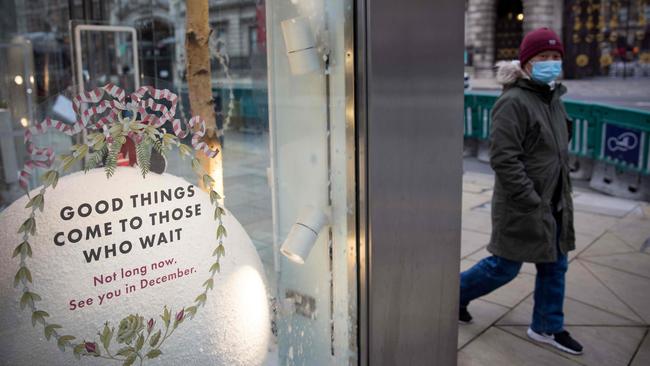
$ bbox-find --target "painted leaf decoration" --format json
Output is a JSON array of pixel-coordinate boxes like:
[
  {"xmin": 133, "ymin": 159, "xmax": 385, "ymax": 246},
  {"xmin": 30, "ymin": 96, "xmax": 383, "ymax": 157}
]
[
  {"xmin": 135, "ymin": 334, "xmax": 145, "ymax": 351},
  {"xmin": 210, "ymin": 190, "xmax": 219, "ymax": 204},
  {"xmin": 146, "ymin": 349, "xmax": 162, "ymax": 359},
  {"xmin": 116, "ymin": 346, "xmax": 134, "ymax": 357},
  {"xmin": 44, "ymin": 324, "xmax": 62, "ymax": 340},
  {"xmin": 57, "ymin": 335, "xmax": 76, "ymax": 349},
  {"xmin": 31, "ymin": 310, "xmax": 49, "ymax": 326},
  {"xmin": 161, "ymin": 307, "xmax": 171, "ymax": 328},
  {"xmin": 217, "ymin": 225, "xmax": 227, "ymax": 239},
  {"xmin": 191, "ymin": 158, "xmax": 202, "ymax": 174},
  {"xmin": 100, "ymin": 323, "xmax": 112, "ymax": 351},
  {"xmin": 203, "ymin": 278, "xmax": 214, "ymax": 290},
  {"xmin": 73, "ymin": 343, "xmax": 85, "ymax": 355},
  {"xmin": 149, "ymin": 330, "xmax": 161, "ymax": 347},
  {"xmin": 195, "ymin": 293, "xmax": 207, "ymax": 304},
  {"xmin": 12, "ymin": 244, "xmax": 22, "ymax": 258},
  {"xmin": 209, "ymin": 261, "xmax": 220, "ymax": 274},
  {"xmin": 185, "ymin": 306, "xmax": 198, "ymax": 318},
  {"xmin": 202, "ymin": 174, "xmax": 215, "ymax": 188},
  {"xmin": 123, "ymin": 353, "xmax": 137, "ymax": 366}
]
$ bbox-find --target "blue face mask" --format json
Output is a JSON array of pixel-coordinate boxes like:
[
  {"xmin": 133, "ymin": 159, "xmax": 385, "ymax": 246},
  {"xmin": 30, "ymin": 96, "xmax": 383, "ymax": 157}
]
[{"xmin": 531, "ymin": 60, "xmax": 562, "ymax": 84}]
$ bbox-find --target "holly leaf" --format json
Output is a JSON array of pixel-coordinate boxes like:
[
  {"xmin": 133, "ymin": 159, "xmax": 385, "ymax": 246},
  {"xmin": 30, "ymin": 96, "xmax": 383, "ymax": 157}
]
[{"xmin": 146, "ymin": 349, "xmax": 162, "ymax": 359}]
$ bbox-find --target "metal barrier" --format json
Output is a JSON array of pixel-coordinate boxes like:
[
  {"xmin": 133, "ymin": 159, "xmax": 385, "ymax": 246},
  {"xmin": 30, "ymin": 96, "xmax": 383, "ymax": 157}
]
[{"xmin": 464, "ymin": 91, "xmax": 650, "ymax": 176}]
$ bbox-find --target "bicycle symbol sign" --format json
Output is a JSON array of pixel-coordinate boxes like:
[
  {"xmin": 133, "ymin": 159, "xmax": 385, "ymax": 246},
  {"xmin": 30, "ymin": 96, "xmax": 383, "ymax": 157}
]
[{"xmin": 603, "ymin": 124, "xmax": 644, "ymax": 168}]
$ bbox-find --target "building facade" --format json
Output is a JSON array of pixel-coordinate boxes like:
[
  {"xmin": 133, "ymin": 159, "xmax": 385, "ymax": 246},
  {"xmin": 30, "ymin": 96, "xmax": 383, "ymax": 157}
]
[{"xmin": 466, "ymin": 0, "xmax": 650, "ymax": 79}]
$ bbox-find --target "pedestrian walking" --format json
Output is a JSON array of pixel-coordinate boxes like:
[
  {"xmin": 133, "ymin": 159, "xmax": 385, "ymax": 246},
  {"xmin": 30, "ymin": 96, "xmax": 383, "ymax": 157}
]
[{"xmin": 459, "ymin": 28, "xmax": 583, "ymax": 355}]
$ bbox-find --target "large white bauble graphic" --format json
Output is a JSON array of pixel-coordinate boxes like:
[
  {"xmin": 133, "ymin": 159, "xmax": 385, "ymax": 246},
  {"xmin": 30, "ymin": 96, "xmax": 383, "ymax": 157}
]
[{"xmin": 0, "ymin": 168, "xmax": 270, "ymax": 365}]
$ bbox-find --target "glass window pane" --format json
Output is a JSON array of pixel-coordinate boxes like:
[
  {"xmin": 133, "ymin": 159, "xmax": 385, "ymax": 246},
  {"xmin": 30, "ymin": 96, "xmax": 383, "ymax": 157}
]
[{"xmin": 0, "ymin": 1, "xmax": 357, "ymax": 365}]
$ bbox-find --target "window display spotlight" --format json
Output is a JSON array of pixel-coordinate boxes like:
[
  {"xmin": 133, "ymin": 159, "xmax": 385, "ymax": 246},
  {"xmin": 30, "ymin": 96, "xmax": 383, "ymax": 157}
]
[
  {"xmin": 280, "ymin": 206, "xmax": 330, "ymax": 264},
  {"xmin": 281, "ymin": 17, "xmax": 321, "ymax": 75}
]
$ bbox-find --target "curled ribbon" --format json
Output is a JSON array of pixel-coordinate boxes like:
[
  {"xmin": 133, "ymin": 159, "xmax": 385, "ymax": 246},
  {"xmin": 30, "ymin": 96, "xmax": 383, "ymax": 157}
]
[{"xmin": 19, "ymin": 84, "xmax": 219, "ymax": 190}]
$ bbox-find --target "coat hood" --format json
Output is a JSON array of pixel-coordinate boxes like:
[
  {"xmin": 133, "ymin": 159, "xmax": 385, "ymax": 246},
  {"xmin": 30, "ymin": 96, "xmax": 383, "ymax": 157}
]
[{"xmin": 496, "ymin": 60, "xmax": 527, "ymax": 86}]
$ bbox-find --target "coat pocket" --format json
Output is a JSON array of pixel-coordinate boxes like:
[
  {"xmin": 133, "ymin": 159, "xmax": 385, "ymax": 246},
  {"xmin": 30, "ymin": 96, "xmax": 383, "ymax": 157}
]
[{"xmin": 501, "ymin": 202, "xmax": 545, "ymax": 244}]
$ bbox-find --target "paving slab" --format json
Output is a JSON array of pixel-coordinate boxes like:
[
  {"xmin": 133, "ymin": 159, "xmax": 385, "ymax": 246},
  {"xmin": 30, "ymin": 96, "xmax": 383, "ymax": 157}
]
[
  {"xmin": 463, "ymin": 182, "xmax": 492, "ymax": 194},
  {"xmin": 461, "ymin": 210, "xmax": 493, "ymax": 235},
  {"xmin": 565, "ymin": 261, "xmax": 643, "ymax": 322},
  {"xmin": 463, "ymin": 192, "xmax": 492, "ymax": 211},
  {"xmin": 467, "ymin": 247, "xmax": 491, "ymax": 262},
  {"xmin": 581, "ymin": 253, "xmax": 650, "ymax": 279},
  {"xmin": 461, "ymin": 230, "xmax": 490, "ymax": 259},
  {"xmin": 569, "ymin": 233, "xmax": 600, "ymax": 260},
  {"xmin": 497, "ymin": 296, "xmax": 641, "ymax": 326},
  {"xmin": 521, "ymin": 262, "xmax": 537, "ymax": 275},
  {"xmin": 572, "ymin": 191, "xmax": 639, "ymax": 218},
  {"xmin": 581, "ymin": 261, "xmax": 650, "ymax": 324},
  {"xmin": 463, "ymin": 172, "xmax": 495, "ymax": 188},
  {"xmin": 607, "ymin": 218, "xmax": 650, "ymax": 252},
  {"xmin": 631, "ymin": 331, "xmax": 650, "ymax": 366},
  {"xmin": 573, "ymin": 211, "xmax": 620, "ymax": 237},
  {"xmin": 458, "ymin": 327, "xmax": 580, "ymax": 366},
  {"xmin": 499, "ymin": 325, "xmax": 647, "ymax": 366},
  {"xmin": 579, "ymin": 232, "xmax": 638, "ymax": 257},
  {"xmin": 458, "ymin": 299, "xmax": 510, "ymax": 349},
  {"xmin": 482, "ymin": 273, "xmax": 535, "ymax": 308}
]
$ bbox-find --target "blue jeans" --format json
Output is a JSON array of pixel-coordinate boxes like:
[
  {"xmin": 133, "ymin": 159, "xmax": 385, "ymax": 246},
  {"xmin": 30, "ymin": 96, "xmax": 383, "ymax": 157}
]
[{"xmin": 460, "ymin": 236, "xmax": 568, "ymax": 334}]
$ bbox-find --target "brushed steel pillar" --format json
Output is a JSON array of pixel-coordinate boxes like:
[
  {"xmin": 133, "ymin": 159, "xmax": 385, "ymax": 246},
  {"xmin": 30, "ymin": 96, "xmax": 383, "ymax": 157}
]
[{"xmin": 357, "ymin": 0, "xmax": 464, "ymax": 364}]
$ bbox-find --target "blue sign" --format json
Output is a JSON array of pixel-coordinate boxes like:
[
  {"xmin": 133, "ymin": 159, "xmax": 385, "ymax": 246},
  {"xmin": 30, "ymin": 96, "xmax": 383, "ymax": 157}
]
[{"xmin": 603, "ymin": 124, "xmax": 644, "ymax": 168}]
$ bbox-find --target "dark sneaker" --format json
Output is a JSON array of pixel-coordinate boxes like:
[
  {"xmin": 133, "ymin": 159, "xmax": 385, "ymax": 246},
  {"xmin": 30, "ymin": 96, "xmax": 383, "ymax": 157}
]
[
  {"xmin": 459, "ymin": 307, "xmax": 473, "ymax": 324},
  {"xmin": 527, "ymin": 328, "xmax": 583, "ymax": 355}
]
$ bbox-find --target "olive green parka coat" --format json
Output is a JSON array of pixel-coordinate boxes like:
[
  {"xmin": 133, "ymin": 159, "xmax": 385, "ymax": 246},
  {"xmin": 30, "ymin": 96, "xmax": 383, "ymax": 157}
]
[{"xmin": 487, "ymin": 62, "xmax": 575, "ymax": 263}]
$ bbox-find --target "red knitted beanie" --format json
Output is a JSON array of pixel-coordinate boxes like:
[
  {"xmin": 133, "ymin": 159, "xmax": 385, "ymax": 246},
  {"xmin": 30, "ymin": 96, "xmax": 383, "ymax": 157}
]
[{"xmin": 519, "ymin": 28, "xmax": 564, "ymax": 67}]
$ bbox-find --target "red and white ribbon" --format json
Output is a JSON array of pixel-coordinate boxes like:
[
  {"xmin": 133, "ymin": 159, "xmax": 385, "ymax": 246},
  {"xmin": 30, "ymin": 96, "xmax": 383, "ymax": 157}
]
[{"xmin": 19, "ymin": 84, "xmax": 219, "ymax": 190}]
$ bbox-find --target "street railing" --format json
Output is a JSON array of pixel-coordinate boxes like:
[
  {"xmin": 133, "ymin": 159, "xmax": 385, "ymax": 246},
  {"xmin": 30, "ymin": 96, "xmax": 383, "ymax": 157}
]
[{"xmin": 464, "ymin": 91, "xmax": 650, "ymax": 176}]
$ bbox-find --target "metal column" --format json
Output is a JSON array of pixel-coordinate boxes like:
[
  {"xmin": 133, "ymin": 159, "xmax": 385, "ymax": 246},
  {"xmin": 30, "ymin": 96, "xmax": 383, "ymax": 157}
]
[{"xmin": 357, "ymin": 0, "xmax": 465, "ymax": 364}]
